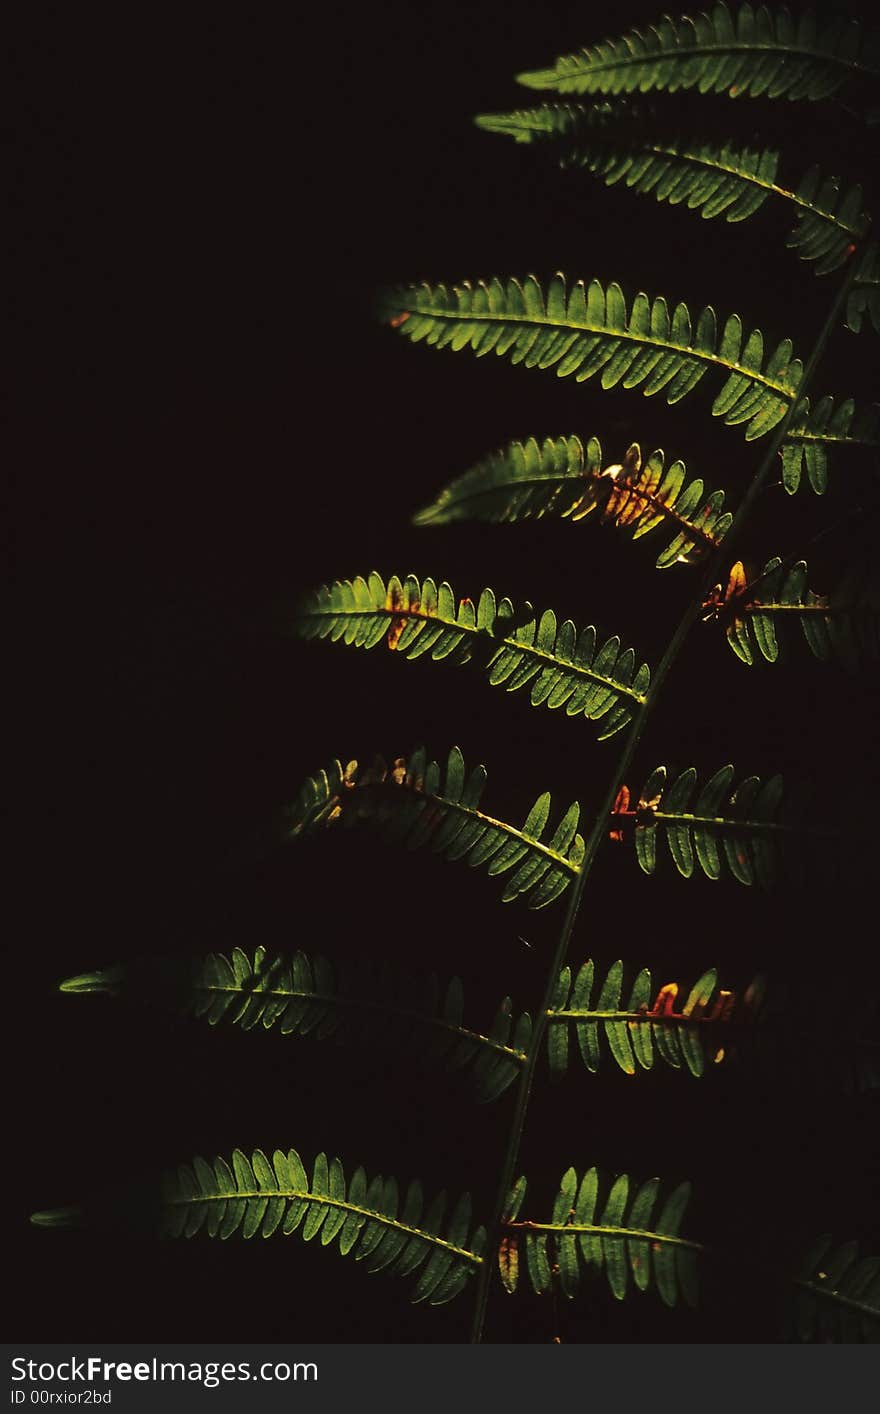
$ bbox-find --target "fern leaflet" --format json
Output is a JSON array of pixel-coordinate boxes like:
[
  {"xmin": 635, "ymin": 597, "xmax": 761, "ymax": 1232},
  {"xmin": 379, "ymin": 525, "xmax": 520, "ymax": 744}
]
[
  {"xmin": 382, "ymin": 274, "xmax": 804, "ymax": 440},
  {"xmin": 59, "ymin": 949, "xmax": 531, "ymax": 1105},
  {"xmin": 781, "ymin": 396, "xmax": 880, "ymax": 494},
  {"xmin": 295, "ymin": 572, "xmax": 651, "ymax": 738},
  {"xmin": 286, "ymin": 747, "xmax": 585, "ymax": 909},
  {"xmin": 704, "ymin": 557, "xmax": 880, "ymax": 667},
  {"xmin": 33, "ymin": 1149, "xmax": 486, "ymax": 1306},
  {"xmin": 414, "ymin": 435, "xmax": 732, "ymax": 568},
  {"xmin": 793, "ymin": 1236, "xmax": 880, "ymax": 1342},
  {"xmin": 614, "ymin": 764, "xmax": 803, "ymax": 886},
  {"xmin": 500, "ymin": 1167, "xmax": 698, "ymax": 1306},
  {"xmin": 515, "ymin": 4, "xmax": 880, "ymax": 102},
  {"xmin": 847, "ymin": 242, "xmax": 880, "ymax": 334},
  {"xmin": 477, "ymin": 103, "xmax": 871, "ymax": 278},
  {"xmin": 547, "ymin": 958, "xmax": 763, "ymax": 1079},
  {"xmin": 59, "ymin": 951, "xmax": 756, "ymax": 1097}
]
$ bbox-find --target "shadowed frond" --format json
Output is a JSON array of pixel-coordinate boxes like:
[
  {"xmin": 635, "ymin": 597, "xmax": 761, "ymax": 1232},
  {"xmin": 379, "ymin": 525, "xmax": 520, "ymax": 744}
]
[
  {"xmin": 793, "ymin": 1237, "xmax": 880, "ymax": 1342},
  {"xmin": 414, "ymin": 436, "xmax": 731, "ymax": 569},
  {"xmin": 59, "ymin": 949, "xmax": 532, "ymax": 1105},
  {"xmin": 546, "ymin": 958, "xmax": 763, "ymax": 1079},
  {"xmin": 781, "ymin": 396, "xmax": 880, "ymax": 493},
  {"xmin": 33, "ymin": 1149, "xmax": 487, "ymax": 1307},
  {"xmin": 847, "ymin": 242, "xmax": 880, "ymax": 333},
  {"xmin": 479, "ymin": 103, "xmax": 872, "ymax": 282},
  {"xmin": 703, "ymin": 557, "xmax": 880, "ymax": 667},
  {"xmin": 500, "ymin": 1168, "xmax": 698, "ymax": 1307},
  {"xmin": 286, "ymin": 747, "xmax": 585, "ymax": 909},
  {"xmin": 295, "ymin": 572, "xmax": 651, "ymax": 739},
  {"xmin": 60, "ymin": 951, "xmax": 755, "ymax": 1098},
  {"xmin": 515, "ymin": 4, "xmax": 880, "ymax": 102},
  {"xmin": 382, "ymin": 275, "xmax": 804, "ymax": 440},
  {"xmin": 617, "ymin": 764, "xmax": 804, "ymax": 886},
  {"xmin": 784, "ymin": 168, "xmax": 871, "ymax": 277}
]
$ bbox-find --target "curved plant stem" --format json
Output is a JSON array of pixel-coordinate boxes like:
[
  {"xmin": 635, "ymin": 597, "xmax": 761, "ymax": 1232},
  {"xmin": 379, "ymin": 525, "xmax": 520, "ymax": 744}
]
[{"xmin": 469, "ymin": 257, "xmax": 861, "ymax": 1344}]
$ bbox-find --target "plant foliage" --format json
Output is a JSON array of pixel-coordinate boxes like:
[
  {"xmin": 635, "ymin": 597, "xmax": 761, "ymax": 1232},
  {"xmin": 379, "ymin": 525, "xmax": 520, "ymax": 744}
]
[
  {"xmin": 60, "ymin": 951, "xmax": 758, "ymax": 1097},
  {"xmin": 478, "ymin": 104, "xmax": 871, "ymax": 285},
  {"xmin": 286, "ymin": 746, "xmax": 585, "ymax": 909},
  {"xmin": 500, "ymin": 1166, "xmax": 698, "ymax": 1307},
  {"xmin": 295, "ymin": 572, "xmax": 651, "ymax": 737},
  {"xmin": 31, "ymin": 0, "xmax": 880, "ymax": 1347},
  {"xmin": 547, "ymin": 958, "xmax": 763, "ymax": 1079},
  {"xmin": 781, "ymin": 396, "xmax": 880, "ymax": 493},
  {"xmin": 793, "ymin": 1236, "xmax": 880, "ymax": 1342},
  {"xmin": 383, "ymin": 275, "xmax": 806, "ymax": 441},
  {"xmin": 618, "ymin": 763, "xmax": 799, "ymax": 886},
  {"xmin": 704, "ymin": 556, "xmax": 880, "ymax": 666},
  {"xmin": 848, "ymin": 241, "xmax": 880, "ymax": 333},
  {"xmin": 414, "ymin": 435, "xmax": 732, "ymax": 568},
  {"xmin": 30, "ymin": 1149, "xmax": 486, "ymax": 1307},
  {"xmin": 515, "ymin": 4, "xmax": 880, "ymax": 103}
]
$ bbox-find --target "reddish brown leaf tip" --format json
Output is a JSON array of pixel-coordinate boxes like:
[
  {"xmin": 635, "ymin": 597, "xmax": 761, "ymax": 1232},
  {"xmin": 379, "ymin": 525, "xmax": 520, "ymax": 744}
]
[{"xmin": 609, "ymin": 784, "xmax": 632, "ymax": 842}]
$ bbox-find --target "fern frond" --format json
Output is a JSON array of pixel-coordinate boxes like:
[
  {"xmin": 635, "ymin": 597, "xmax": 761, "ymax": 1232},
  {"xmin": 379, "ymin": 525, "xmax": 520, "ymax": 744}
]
[
  {"xmin": 413, "ymin": 435, "xmax": 731, "ymax": 569},
  {"xmin": 194, "ymin": 949, "xmax": 530, "ymax": 1103},
  {"xmin": 286, "ymin": 747, "xmax": 585, "ymax": 909},
  {"xmin": 793, "ymin": 1236, "xmax": 880, "ymax": 1342},
  {"xmin": 785, "ymin": 168, "xmax": 871, "ymax": 276},
  {"xmin": 516, "ymin": 5, "xmax": 880, "ymax": 102},
  {"xmin": 61, "ymin": 951, "xmax": 760, "ymax": 1098},
  {"xmin": 474, "ymin": 102, "xmax": 588, "ymax": 145},
  {"xmin": 704, "ymin": 557, "xmax": 880, "ymax": 667},
  {"xmin": 295, "ymin": 573, "xmax": 651, "ymax": 739},
  {"xmin": 501, "ymin": 1168, "xmax": 698, "ymax": 1307},
  {"xmin": 109, "ymin": 947, "xmax": 528, "ymax": 1104},
  {"xmin": 477, "ymin": 103, "xmax": 871, "ymax": 277},
  {"xmin": 781, "ymin": 396, "xmax": 880, "ymax": 493},
  {"xmin": 163, "ymin": 1149, "xmax": 485, "ymax": 1304},
  {"xmin": 847, "ymin": 241, "xmax": 880, "ymax": 333},
  {"xmin": 618, "ymin": 763, "xmax": 799, "ymax": 886},
  {"xmin": 31, "ymin": 1150, "xmax": 486, "ymax": 1306},
  {"xmin": 382, "ymin": 275, "xmax": 804, "ymax": 441},
  {"xmin": 546, "ymin": 958, "xmax": 762, "ymax": 1079}
]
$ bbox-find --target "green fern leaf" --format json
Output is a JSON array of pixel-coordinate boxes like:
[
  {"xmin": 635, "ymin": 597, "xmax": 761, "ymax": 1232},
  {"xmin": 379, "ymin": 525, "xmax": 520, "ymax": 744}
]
[
  {"xmin": 61, "ymin": 951, "xmax": 765, "ymax": 1097},
  {"xmin": 547, "ymin": 958, "xmax": 761, "ymax": 1079},
  {"xmin": 624, "ymin": 763, "xmax": 799, "ymax": 886},
  {"xmin": 382, "ymin": 275, "xmax": 804, "ymax": 440},
  {"xmin": 515, "ymin": 5, "xmax": 880, "ymax": 102},
  {"xmin": 505, "ymin": 1168, "xmax": 699, "ymax": 1306},
  {"xmin": 32, "ymin": 1149, "xmax": 487, "ymax": 1307},
  {"xmin": 477, "ymin": 103, "xmax": 871, "ymax": 278},
  {"xmin": 847, "ymin": 242, "xmax": 880, "ymax": 333},
  {"xmin": 785, "ymin": 168, "xmax": 871, "ymax": 276},
  {"xmin": 414, "ymin": 435, "xmax": 732, "ymax": 569},
  {"xmin": 781, "ymin": 396, "xmax": 880, "ymax": 493},
  {"xmin": 286, "ymin": 746, "xmax": 585, "ymax": 909},
  {"xmin": 704, "ymin": 557, "xmax": 880, "ymax": 667},
  {"xmin": 793, "ymin": 1237, "xmax": 880, "ymax": 1341},
  {"xmin": 59, "ymin": 949, "xmax": 531, "ymax": 1105},
  {"xmin": 295, "ymin": 572, "xmax": 651, "ymax": 739}
]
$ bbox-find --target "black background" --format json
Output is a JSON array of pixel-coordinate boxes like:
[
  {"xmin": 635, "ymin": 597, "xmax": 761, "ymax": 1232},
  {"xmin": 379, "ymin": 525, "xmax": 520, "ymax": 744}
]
[{"xmin": 10, "ymin": 1, "xmax": 880, "ymax": 1343}]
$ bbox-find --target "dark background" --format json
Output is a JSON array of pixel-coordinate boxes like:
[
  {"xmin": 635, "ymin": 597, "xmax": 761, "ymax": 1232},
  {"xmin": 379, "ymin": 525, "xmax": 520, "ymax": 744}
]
[{"xmin": 10, "ymin": 1, "xmax": 879, "ymax": 1342}]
